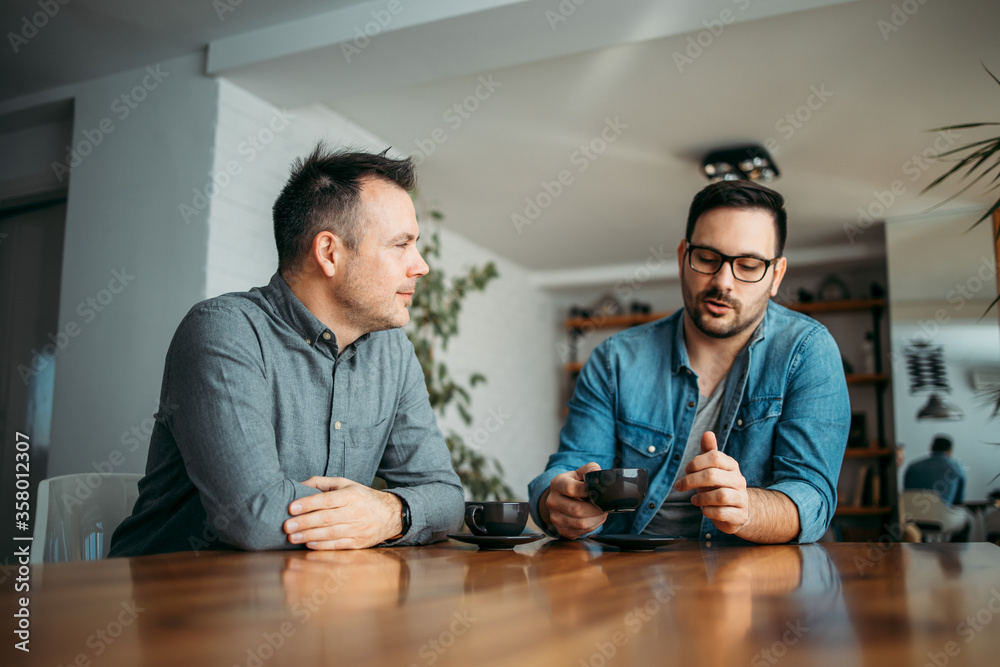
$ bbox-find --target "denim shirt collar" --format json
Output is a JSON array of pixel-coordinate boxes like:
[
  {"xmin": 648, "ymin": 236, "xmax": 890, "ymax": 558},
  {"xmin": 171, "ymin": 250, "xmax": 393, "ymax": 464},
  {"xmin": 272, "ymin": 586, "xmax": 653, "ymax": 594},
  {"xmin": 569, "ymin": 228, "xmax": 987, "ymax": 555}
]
[{"xmin": 260, "ymin": 272, "xmax": 369, "ymax": 357}]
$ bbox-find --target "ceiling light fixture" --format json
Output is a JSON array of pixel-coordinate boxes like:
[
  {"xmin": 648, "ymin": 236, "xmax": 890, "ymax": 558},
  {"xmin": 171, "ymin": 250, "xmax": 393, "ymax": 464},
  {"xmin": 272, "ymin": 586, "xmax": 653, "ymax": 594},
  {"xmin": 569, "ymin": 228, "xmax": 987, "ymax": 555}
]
[{"xmin": 701, "ymin": 144, "xmax": 780, "ymax": 183}]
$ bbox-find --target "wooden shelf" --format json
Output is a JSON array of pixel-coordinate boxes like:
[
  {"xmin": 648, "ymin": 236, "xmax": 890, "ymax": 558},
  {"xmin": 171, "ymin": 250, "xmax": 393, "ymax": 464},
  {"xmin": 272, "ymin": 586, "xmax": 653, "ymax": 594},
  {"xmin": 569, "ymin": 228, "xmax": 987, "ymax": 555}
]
[
  {"xmin": 835, "ymin": 506, "xmax": 893, "ymax": 516},
  {"xmin": 562, "ymin": 297, "xmax": 886, "ymax": 329},
  {"xmin": 790, "ymin": 298, "xmax": 886, "ymax": 314},
  {"xmin": 846, "ymin": 373, "xmax": 889, "ymax": 385},
  {"xmin": 564, "ymin": 311, "xmax": 670, "ymax": 330},
  {"xmin": 566, "ymin": 361, "xmax": 584, "ymax": 373},
  {"xmin": 844, "ymin": 447, "xmax": 894, "ymax": 459}
]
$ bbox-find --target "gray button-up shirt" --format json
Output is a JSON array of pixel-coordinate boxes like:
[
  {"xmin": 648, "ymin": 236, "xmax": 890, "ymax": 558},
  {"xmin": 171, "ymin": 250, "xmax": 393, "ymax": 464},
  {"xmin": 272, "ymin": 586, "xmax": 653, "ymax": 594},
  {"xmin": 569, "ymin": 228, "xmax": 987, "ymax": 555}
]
[{"xmin": 109, "ymin": 273, "xmax": 464, "ymax": 556}]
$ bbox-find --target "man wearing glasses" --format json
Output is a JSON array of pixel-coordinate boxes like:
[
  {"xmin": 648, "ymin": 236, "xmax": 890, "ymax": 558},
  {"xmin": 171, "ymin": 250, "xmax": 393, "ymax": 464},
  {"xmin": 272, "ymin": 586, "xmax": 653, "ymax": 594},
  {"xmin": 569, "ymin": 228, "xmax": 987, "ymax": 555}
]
[{"xmin": 529, "ymin": 181, "xmax": 850, "ymax": 544}]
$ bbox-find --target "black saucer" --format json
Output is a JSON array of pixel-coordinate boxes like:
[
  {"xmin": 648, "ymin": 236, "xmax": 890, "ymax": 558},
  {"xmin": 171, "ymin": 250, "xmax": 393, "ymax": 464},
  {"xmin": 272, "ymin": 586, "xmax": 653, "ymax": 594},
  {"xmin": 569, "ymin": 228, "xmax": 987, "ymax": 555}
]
[
  {"xmin": 447, "ymin": 533, "xmax": 545, "ymax": 550},
  {"xmin": 587, "ymin": 534, "xmax": 686, "ymax": 552}
]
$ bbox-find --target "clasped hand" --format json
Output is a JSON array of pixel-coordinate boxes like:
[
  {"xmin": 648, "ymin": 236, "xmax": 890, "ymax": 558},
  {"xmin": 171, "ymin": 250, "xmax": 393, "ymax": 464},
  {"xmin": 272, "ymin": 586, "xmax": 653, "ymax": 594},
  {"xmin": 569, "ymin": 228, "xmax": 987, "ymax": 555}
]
[{"xmin": 283, "ymin": 477, "xmax": 403, "ymax": 550}]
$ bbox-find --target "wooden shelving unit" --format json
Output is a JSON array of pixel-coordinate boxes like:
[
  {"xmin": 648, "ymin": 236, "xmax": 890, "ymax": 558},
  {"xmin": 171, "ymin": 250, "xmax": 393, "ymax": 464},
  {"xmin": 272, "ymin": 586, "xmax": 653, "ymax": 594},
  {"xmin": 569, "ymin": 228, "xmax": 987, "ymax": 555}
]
[
  {"xmin": 564, "ymin": 312, "xmax": 670, "ymax": 329},
  {"xmin": 843, "ymin": 447, "xmax": 893, "ymax": 459}
]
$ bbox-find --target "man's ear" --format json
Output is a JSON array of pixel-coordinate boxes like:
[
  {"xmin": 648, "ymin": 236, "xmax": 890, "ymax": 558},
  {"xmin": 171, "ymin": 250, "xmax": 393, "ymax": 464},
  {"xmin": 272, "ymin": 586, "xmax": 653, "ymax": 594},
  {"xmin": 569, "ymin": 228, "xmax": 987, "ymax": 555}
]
[
  {"xmin": 309, "ymin": 231, "xmax": 349, "ymax": 278},
  {"xmin": 769, "ymin": 256, "xmax": 788, "ymax": 297},
  {"xmin": 677, "ymin": 239, "xmax": 687, "ymax": 273}
]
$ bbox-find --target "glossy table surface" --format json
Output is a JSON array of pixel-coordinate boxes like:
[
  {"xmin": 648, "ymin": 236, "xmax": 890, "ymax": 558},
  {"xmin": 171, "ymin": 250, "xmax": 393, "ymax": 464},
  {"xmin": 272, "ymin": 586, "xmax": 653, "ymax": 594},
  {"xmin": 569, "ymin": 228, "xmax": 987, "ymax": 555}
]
[{"xmin": 6, "ymin": 539, "xmax": 1000, "ymax": 666}]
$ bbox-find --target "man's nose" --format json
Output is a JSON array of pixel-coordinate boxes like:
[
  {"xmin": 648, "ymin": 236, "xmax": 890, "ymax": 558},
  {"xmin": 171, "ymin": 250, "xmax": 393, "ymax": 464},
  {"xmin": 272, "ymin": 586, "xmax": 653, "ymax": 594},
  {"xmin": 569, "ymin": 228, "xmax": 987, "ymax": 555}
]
[
  {"xmin": 411, "ymin": 251, "xmax": 430, "ymax": 278},
  {"xmin": 711, "ymin": 260, "xmax": 737, "ymax": 289}
]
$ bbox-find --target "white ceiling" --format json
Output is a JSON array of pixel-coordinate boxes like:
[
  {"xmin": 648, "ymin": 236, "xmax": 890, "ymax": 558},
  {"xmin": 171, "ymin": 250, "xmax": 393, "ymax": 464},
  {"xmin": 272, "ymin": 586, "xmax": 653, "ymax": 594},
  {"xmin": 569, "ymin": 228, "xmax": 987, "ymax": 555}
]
[{"xmin": 3, "ymin": 0, "xmax": 998, "ymax": 274}]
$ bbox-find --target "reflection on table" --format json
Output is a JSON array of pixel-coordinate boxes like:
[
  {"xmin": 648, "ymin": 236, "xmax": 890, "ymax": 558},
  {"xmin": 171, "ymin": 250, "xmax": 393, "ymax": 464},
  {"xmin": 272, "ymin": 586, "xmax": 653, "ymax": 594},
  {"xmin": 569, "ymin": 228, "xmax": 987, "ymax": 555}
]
[{"xmin": 10, "ymin": 539, "xmax": 1000, "ymax": 666}]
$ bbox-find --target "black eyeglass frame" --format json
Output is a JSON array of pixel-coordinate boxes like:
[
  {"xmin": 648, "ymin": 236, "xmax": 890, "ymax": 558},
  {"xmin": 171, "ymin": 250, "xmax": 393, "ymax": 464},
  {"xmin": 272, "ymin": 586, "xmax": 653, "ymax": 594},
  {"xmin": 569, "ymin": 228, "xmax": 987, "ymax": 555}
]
[{"xmin": 684, "ymin": 243, "xmax": 779, "ymax": 284}]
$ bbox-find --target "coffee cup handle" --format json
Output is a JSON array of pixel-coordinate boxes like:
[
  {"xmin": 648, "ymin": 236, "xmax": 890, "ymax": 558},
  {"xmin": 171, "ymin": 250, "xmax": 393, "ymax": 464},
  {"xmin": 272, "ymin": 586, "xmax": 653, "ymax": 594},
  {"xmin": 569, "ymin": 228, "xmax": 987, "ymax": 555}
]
[{"xmin": 465, "ymin": 504, "xmax": 487, "ymax": 535}]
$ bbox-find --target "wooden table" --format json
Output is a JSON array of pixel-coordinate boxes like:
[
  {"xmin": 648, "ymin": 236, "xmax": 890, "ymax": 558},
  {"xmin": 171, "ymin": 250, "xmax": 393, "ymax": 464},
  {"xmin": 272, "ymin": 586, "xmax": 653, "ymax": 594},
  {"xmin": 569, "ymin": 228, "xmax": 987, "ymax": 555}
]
[{"xmin": 6, "ymin": 539, "xmax": 1000, "ymax": 666}]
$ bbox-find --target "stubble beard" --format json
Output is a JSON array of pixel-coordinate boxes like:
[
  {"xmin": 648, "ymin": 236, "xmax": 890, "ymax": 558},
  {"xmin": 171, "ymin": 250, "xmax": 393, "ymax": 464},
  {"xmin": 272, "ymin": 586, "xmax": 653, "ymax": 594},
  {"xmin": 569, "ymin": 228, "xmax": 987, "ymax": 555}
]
[
  {"xmin": 682, "ymin": 276, "xmax": 773, "ymax": 340},
  {"xmin": 339, "ymin": 260, "xmax": 412, "ymax": 335}
]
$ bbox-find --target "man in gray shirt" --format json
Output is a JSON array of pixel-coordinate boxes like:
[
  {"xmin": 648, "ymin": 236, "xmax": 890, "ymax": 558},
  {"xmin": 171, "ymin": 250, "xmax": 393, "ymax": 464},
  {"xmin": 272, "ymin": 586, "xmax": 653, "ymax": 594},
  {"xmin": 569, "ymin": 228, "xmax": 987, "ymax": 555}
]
[{"xmin": 109, "ymin": 146, "xmax": 464, "ymax": 556}]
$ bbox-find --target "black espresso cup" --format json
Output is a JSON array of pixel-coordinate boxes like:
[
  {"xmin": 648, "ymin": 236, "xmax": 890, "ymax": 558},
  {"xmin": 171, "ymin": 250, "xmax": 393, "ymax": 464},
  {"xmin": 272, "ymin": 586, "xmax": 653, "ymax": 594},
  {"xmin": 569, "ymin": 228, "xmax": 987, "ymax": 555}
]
[
  {"xmin": 464, "ymin": 501, "xmax": 529, "ymax": 536},
  {"xmin": 584, "ymin": 468, "xmax": 648, "ymax": 513}
]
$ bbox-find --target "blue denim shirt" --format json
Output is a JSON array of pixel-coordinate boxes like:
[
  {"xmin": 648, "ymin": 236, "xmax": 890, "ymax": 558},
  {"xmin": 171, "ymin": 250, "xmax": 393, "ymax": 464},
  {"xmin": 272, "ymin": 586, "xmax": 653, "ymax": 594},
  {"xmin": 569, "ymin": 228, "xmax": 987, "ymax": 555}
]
[
  {"xmin": 529, "ymin": 301, "xmax": 850, "ymax": 544},
  {"xmin": 904, "ymin": 453, "xmax": 966, "ymax": 505}
]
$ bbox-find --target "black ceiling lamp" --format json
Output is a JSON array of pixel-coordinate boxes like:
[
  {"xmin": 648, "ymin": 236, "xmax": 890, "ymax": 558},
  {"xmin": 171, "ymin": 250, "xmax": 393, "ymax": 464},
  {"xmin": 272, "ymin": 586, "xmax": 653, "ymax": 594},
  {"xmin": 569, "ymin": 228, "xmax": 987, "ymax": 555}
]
[{"xmin": 701, "ymin": 144, "xmax": 780, "ymax": 183}]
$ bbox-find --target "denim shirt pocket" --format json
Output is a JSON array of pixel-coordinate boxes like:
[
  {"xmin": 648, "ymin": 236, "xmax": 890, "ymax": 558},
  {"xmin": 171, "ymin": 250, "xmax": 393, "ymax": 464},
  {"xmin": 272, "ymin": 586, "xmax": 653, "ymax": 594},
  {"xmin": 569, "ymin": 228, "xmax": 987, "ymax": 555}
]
[
  {"xmin": 728, "ymin": 397, "xmax": 782, "ymax": 485},
  {"xmin": 614, "ymin": 419, "xmax": 672, "ymax": 471},
  {"xmin": 345, "ymin": 415, "xmax": 391, "ymax": 484}
]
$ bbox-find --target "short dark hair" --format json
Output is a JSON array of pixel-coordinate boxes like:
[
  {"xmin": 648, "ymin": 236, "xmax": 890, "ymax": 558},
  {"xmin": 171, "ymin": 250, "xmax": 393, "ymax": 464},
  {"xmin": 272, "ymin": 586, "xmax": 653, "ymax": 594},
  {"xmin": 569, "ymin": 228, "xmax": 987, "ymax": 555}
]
[
  {"xmin": 931, "ymin": 436, "xmax": 953, "ymax": 454},
  {"xmin": 685, "ymin": 181, "xmax": 788, "ymax": 257},
  {"xmin": 272, "ymin": 144, "xmax": 416, "ymax": 275}
]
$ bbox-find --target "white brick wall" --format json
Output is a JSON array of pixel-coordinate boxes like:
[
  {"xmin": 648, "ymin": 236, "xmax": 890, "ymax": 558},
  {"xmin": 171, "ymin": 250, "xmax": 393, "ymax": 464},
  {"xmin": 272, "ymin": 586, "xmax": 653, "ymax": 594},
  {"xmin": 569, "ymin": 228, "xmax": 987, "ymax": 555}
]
[{"xmin": 204, "ymin": 81, "xmax": 560, "ymax": 500}]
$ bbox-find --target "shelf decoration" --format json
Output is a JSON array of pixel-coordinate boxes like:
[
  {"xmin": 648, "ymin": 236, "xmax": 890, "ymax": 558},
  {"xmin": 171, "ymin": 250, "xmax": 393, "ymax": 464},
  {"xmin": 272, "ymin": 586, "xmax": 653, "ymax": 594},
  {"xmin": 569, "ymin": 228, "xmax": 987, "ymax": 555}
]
[{"xmin": 904, "ymin": 342, "xmax": 964, "ymax": 421}]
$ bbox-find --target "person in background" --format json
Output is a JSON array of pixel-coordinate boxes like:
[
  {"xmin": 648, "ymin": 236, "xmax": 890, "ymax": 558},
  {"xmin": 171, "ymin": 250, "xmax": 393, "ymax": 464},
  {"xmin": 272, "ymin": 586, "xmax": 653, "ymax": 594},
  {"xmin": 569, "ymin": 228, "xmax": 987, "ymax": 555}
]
[
  {"xmin": 903, "ymin": 435, "xmax": 965, "ymax": 505},
  {"xmin": 903, "ymin": 435, "xmax": 971, "ymax": 541}
]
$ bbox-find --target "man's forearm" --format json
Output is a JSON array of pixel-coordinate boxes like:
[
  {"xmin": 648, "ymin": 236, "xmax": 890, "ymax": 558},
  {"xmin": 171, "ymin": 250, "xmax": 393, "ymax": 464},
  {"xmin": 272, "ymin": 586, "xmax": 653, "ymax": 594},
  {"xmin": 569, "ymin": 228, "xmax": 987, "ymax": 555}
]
[{"xmin": 734, "ymin": 488, "xmax": 800, "ymax": 544}]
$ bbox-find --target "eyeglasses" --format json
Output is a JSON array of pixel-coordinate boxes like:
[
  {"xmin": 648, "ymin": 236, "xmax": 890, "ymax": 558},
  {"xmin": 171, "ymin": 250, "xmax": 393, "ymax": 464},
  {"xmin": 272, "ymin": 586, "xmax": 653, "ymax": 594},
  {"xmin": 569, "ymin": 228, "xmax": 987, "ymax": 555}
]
[{"xmin": 685, "ymin": 244, "xmax": 777, "ymax": 283}]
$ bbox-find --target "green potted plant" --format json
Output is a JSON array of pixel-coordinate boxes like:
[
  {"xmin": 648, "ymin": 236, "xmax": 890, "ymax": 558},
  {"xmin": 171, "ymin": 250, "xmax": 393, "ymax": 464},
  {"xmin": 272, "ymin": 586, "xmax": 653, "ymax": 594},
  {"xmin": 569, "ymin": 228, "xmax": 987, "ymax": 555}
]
[
  {"xmin": 405, "ymin": 203, "xmax": 515, "ymax": 501},
  {"xmin": 922, "ymin": 62, "xmax": 1000, "ymax": 470}
]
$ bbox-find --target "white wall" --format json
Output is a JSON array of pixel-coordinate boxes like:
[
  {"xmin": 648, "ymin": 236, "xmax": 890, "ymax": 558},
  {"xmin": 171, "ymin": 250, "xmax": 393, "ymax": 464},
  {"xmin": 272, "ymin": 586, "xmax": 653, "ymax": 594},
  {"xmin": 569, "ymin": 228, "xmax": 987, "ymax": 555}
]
[
  {"xmin": 204, "ymin": 82, "xmax": 560, "ymax": 499},
  {"xmin": 426, "ymin": 223, "xmax": 560, "ymax": 500},
  {"xmin": 886, "ymin": 211, "xmax": 1000, "ymax": 501},
  {"xmin": 0, "ymin": 53, "xmax": 221, "ymax": 478}
]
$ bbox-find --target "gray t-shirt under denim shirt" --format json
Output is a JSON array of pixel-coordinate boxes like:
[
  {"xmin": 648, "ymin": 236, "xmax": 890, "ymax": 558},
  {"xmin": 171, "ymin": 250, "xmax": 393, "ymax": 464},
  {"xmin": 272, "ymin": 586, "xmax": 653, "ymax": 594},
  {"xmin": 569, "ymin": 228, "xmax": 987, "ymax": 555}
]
[
  {"xmin": 643, "ymin": 377, "xmax": 727, "ymax": 537},
  {"xmin": 109, "ymin": 272, "xmax": 464, "ymax": 556}
]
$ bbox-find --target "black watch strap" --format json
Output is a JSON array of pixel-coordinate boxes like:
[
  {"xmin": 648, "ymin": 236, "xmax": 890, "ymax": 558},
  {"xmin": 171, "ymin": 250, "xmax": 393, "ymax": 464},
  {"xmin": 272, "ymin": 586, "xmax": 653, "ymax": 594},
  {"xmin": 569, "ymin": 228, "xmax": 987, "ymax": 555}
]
[{"xmin": 399, "ymin": 498, "xmax": 411, "ymax": 535}]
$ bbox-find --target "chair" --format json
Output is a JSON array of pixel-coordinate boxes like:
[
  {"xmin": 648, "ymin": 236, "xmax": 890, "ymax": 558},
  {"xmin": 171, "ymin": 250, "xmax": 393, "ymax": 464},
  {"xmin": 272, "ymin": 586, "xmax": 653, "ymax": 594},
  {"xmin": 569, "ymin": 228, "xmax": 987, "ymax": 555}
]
[
  {"xmin": 898, "ymin": 490, "xmax": 969, "ymax": 543},
  {"xmin": 31, "ymin": 473, "xmax": 142, "ymax": 563}
]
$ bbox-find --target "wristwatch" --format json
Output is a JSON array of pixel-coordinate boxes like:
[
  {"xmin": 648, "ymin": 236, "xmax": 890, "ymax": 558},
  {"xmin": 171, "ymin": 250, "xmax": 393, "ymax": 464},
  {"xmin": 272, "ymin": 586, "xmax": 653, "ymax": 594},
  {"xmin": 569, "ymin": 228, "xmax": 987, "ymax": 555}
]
[
  {"xmin": 388, "ymin": 497, "xmax": 411, "ymax": 541},
  {"xmin": 399, "ymin": 498, "xmax": 411, "ymax": 535}
]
